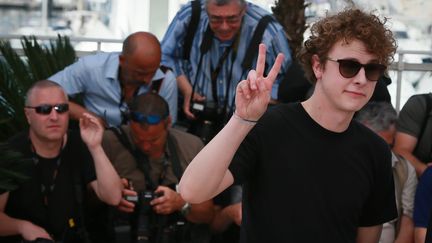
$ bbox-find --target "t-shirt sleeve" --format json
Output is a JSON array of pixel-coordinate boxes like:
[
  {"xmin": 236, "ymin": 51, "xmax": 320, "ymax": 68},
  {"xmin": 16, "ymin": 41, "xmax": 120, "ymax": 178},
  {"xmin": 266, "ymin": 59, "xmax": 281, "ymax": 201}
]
[
  {"xmin": 359, "ymin": 142, "xmax": 397, "ymax": 226},
  {"xmin": 397, "ymin": 94, "xmax": 428, "ymax": 138}
]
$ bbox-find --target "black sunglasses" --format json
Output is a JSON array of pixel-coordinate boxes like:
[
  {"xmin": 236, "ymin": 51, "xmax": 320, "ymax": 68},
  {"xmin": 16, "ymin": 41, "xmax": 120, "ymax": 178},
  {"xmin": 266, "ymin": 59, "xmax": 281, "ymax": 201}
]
[
  {"xmin": 25, "ymin": 103, "xmax": 69, "ymax": 115},
  {"xmin": 326, "ymin": 57, "xmax": 386, "ymax": 81},
  {"xmin": 130, "ymin": 111, "xmax": 168, "ymax": 125}
]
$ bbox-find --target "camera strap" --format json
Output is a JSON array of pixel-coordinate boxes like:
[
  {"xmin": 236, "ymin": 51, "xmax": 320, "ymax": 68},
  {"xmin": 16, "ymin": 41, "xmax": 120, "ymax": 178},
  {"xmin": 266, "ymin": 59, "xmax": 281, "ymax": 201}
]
[
  {"xmin": 30, "ymin": 138, "xmax": 64, "ymax": 207},
  {"xmin": 108, "ymin": 126, "xmax": 184, "ymax": 189},
  {"xmin": 210, "ymin": 34, "xmax": 239, "ymax": 112},
  {"xmin": 166, "ymin": 134, "xmax": 183, "ymax": 181},
  {"xmin": 190, "ymin": 25, "xmax": 213, "ymax": 107}
]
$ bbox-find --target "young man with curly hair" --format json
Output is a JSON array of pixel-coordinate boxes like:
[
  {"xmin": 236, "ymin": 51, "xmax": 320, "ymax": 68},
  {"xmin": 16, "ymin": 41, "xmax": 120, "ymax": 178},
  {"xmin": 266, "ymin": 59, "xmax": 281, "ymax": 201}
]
[{"xmin": 179, "ymin": 8, "xmax": 398, "ymax": 243}]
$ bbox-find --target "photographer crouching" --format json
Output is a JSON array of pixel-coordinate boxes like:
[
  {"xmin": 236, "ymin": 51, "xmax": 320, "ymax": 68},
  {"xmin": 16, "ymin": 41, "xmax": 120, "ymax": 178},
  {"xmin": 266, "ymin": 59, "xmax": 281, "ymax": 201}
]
[{"xmin": 102, "ymin": 93, "xmax": 214, "ymax": 243}]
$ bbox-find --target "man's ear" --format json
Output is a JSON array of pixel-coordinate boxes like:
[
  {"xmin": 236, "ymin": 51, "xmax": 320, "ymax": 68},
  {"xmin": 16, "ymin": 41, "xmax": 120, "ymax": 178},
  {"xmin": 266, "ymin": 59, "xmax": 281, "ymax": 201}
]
[
  {"xmin": 24, "ymin": 108, "xmax": 31, "ymax": 125},
  {"xmin": 311, "ymin": 54, "xmax": 323, "ymax": 80},
  {"xmin": 164, "ymin": 116, "xmax": 172, "ymax": 128},
  {"xmin": 119, "ymin": 54, "xmax": 125, "ymax": 66}
]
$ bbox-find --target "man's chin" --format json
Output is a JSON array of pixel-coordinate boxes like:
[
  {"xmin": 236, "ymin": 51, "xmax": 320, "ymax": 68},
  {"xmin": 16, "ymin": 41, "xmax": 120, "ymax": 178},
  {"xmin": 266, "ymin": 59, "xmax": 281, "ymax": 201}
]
[{"xmin": 215, "ymin": 34, "xmax": 235, "ymax": 42}]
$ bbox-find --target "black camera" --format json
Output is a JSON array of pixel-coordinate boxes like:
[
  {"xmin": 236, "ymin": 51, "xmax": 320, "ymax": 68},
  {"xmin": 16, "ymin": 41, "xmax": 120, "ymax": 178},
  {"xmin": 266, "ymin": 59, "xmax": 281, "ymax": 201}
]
[
  {"xmin": 189, "ymin": 101, "xmax": 227, "ymax": 143},
  {"xmin": 131, "ymin": 191, "xmax": 166, "ymax": 243},
  {"xmin": 190, "ymin": 101, "xmax": 223, "ymax": 122},
  {"xmin": 190, "ymin": 101, "xmax": 206, "ymax": 117}
]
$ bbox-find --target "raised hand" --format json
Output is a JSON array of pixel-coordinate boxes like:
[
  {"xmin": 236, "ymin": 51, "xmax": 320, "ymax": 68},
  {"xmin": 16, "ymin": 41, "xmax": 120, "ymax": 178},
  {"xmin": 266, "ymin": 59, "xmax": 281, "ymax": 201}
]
[
  {"xmin": 79, "ymin": 112, "xmax": 104, "ymax": 149},
  {"xmin": 235, "ymin": 44, "xmax": 284, "ymax": 121}
]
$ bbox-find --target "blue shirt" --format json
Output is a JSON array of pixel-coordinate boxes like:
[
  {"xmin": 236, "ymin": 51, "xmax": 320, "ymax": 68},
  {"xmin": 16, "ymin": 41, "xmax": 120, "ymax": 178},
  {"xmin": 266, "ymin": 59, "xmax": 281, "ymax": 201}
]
[
  {"xmin": 161, "ymin": 0, "xmax": 291, "ymax": 110},
  {"xmin": 414, "ymin": 167, "xmax": 432, "ymax": 227},
  {"xmin": 49, "ymin": 52, "xmax": 178, "ymax": 127}
]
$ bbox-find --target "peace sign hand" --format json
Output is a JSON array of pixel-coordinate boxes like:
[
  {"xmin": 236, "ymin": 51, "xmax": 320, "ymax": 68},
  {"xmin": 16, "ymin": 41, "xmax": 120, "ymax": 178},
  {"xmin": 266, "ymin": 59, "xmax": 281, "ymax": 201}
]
[{"xmin": 235, "ymin": 44, "xmax": 285, "ymax": 121}]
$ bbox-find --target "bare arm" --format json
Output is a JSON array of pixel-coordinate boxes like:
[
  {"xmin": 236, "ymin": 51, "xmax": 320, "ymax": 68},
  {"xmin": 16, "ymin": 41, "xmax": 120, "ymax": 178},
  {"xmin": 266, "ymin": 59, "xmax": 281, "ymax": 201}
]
[
  {"xmin": 0, "ymin": 193, "xmax": 52, "ymax": 240},
  {"xmin": 211, "ymin": 202, "xmax": 242, "ymax": 233},
  {"xmin": 395, "ymin": 215, "xmax": 415, "ymax": 243},
  {"xmin": 179, "ymin": 44, "xmax": 285, "ymax": 203},
  {"xmin": 80, "ymin": 113, "xmax": 123, "ymax": 206},
  {"xmin": 186, "ymin": 200, "xmax": 215, "ymax": 224},
  {"xmin": 394, "ymin": 132, "xmax": 428, "ymax": 176},
  {"xmin": 414, "ymin": 227, "xmax": 427, "ymax": 243},
  {"xmin": 356, "ymin": 225, "xmax": 382, "ymax": 243},
  {"xmin": 151, "ymin": 186, "xmax": 214, "ymax": 224},
  {"xmin": 176, "ymin": 74, "xmax": 205, "ymax": 120}
]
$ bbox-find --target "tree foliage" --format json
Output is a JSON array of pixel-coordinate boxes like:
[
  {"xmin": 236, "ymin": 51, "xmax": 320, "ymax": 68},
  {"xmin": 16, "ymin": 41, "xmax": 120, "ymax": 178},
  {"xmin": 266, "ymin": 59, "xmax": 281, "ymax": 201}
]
[{"xmin": 0, "ymin": 35, "xmax": 76, "ymax": 141}]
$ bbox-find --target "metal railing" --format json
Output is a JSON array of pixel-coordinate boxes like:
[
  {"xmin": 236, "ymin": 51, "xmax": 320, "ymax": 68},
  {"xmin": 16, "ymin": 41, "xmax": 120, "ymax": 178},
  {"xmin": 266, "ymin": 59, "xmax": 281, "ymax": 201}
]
[
  {"xmin": 1, "ymin": 34, "xmax": 432, "ymax": 111},
  {"xmin": 390, "ymin": 50, "xmax": 432, "ymax": 111}
]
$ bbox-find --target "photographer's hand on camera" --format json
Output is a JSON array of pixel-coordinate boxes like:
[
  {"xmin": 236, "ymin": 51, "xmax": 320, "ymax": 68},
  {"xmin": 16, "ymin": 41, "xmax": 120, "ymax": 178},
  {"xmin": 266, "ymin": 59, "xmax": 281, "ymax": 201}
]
[
  {"xmin": 150, "ymin": 186, "xmax": 185, "ymax": 215},
  {"xmin": 118, "ymin": 178, "xmax": 137, "ymax": 213}
]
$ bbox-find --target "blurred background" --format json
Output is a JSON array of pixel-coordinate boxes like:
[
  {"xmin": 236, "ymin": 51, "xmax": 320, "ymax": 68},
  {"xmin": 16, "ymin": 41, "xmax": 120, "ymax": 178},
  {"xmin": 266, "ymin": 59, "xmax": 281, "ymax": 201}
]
[{"xmin": 0, "ymin": 0, "xmax": 431, "ymax": 110}]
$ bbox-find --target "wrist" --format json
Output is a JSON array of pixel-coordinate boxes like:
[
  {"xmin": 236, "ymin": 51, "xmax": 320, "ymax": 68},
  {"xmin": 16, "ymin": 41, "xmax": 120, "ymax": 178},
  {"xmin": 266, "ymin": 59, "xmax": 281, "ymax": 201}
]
[
  {"xmin": 233, "ymin": 112, "xmax": 258, "ymax": 125},
  {"xmin": 181, "ymin": 202, "xmax": 192, "ymax": 216}
]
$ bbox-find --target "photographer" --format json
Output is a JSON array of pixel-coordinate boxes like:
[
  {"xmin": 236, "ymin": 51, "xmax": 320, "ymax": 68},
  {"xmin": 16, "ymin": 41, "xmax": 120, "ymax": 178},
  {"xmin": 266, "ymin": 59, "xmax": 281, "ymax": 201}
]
[
  {"xmin": 102, "ymin": 93, "xmax": 214, "ymax": 243},
  {"xmin": 161, "ymin": 0, "xmax": 292, "ymax": 142}
]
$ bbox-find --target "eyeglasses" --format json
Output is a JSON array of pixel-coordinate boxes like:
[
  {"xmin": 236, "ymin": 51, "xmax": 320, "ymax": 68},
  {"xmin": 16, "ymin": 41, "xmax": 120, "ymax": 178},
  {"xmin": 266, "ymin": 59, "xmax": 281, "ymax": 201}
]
[
  {"xmin": 326, "ymin": 57, "xmax": 386, "ymax": 81},
  {"xmin": 130, "ymin": 111, "xmax": 167, "ymax": 125},
  {"xmin": 208, "ymin": 9, "xmax": 244, "ymax": 25},
  {"xmin": 25, "ymin": 103, "xmax": 69, "ymax": 115}
]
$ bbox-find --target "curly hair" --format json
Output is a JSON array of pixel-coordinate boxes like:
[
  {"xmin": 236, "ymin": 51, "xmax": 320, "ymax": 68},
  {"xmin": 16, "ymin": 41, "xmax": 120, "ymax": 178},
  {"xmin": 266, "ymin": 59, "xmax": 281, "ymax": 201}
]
[{"xmin": 297, "ymin": 8, "xmax": 397, "ymax": 84}]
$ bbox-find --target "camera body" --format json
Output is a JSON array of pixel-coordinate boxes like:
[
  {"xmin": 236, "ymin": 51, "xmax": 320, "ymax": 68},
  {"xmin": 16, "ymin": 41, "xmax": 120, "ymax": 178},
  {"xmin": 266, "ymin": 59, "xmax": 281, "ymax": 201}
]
[
  {"xmin": 189, "ymin": 101, "xmax": 227, "ymax": 143},
  {"xmin": 190, "ymin": 101, "xmax": 223, "ymax": 122},
  {"xmin": 132, "ymin": 190, "xmax": 177, "ymax": 243}
]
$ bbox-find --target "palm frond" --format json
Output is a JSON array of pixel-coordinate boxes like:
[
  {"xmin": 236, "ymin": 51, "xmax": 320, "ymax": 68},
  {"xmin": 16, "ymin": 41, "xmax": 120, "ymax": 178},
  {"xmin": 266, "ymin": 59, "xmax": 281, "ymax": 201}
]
[{"xmin": 0, "ymin": 35, "xmax": 76, "ymax": 141}]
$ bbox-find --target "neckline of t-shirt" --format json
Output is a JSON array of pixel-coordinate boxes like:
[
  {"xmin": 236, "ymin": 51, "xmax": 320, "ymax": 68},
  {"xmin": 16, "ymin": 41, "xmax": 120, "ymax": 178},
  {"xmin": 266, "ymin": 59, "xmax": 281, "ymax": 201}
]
[{"xmin": 295, "ymin": 103, "xmax": 354, "ymax": 137}]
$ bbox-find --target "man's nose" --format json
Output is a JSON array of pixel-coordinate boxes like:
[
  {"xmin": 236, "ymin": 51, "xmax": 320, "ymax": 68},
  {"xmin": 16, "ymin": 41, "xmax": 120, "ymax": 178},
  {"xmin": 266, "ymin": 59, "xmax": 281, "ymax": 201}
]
[
  {"xmin": 354, "ymin": 67, "xmax": 368, "ymax": 85},
  {"xmin": 219, "ymin": 21, "xmax": 230, "ymax": 30},
  {"xmin": 48, "ymin": 109, "xmax": 59, "ymax": 120}
]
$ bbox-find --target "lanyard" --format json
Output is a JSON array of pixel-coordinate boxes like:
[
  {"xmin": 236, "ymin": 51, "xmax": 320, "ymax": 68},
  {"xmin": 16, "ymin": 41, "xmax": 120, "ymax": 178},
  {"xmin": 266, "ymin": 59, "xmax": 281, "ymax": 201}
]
[{"xmin": 31, "ymin": 140, "xmax": 64, "ymax": 206}]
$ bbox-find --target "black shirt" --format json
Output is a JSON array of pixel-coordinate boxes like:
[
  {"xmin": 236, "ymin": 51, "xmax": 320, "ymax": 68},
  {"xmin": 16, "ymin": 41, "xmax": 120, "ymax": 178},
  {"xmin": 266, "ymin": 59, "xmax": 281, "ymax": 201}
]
[
  {"xmin": 1, "ymin": 130, "xmax": 96, "ymax": 242},
  {"xmin": 229, "ymin": 103, "xmax": 397, "ymax": 243}
]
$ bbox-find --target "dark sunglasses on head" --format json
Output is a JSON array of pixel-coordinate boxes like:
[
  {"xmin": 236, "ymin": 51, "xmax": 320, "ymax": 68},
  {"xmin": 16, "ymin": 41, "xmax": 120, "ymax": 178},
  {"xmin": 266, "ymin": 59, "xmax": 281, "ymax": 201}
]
[
  {"xmin": 130, "ymin": 111, "xmax": 167, "ymax": 125},
  {"xmin": 327, "ymin": 57, "xmax": 386, "ymax": 81},
  {"xmin": 25, "ymin": 103, "xmax": 69, "ymax": 115}
]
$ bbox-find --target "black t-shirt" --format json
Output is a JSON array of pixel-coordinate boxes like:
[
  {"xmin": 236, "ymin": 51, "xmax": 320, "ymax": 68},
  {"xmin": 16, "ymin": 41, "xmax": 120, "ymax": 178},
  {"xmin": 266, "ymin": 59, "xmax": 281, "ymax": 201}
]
[
  {"xmin": 1, "ymin": 130, "xmax": 96, "ymax": 242},
  {"xmin": 229, "ymin": 103, "xmax": 397, "ymax": 243}
]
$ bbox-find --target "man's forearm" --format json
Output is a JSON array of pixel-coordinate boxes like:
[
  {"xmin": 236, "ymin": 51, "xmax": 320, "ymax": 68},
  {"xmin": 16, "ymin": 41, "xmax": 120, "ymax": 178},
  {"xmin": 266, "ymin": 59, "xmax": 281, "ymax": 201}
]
[
  {"xmin": 185, "ymin": 200, "xmax": 215, "ymax": 224},
  {"xmin": 177, "ymin": 74, "xmax": 192, "ymax": 98},
  {"xmin": 356, "ymin": 225, "xmax": 382, "ymax": 243},
  {"xmin": 89, "ymin": 145, "xmax": 123, "ymax": 206},
  {"xmin": 179, "ymin": 115, "xmax": 254, "ymax": 204},
  {"xmin": 395, "ymin": 215, "xmax": 414, "ymax": 242},
  {"xmin": 395, "ymin": 149, "xmax": 427, "ymax": 176},
  {"xmin": 0, "ymin": 212, "xmax": 24, "ymax": 236},
  {"xmin": 68, "ymin": 101, "xmax": 89, "ymax": 120}
]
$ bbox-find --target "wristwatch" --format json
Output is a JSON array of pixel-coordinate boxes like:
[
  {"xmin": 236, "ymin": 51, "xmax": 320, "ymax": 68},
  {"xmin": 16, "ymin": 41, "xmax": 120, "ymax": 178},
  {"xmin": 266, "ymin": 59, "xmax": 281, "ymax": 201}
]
[{"xmin": 181, "ymin": 202, "xmax": 192, "ymax": 216}]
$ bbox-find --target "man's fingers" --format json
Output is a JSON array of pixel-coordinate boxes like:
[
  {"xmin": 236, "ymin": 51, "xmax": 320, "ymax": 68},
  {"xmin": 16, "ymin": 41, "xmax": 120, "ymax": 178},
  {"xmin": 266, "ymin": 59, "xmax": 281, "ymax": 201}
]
[
  {"xmin": 255, "ymin": 44, "xmax": 267, "ymax": 78},
  {"xmin": 265, "ymin": 53, "xmax": 285, "ymax": 86}
]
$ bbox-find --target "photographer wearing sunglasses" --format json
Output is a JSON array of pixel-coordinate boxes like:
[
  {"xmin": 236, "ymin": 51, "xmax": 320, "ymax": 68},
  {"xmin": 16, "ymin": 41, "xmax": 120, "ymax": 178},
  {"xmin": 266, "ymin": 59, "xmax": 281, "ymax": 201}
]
[
  {"xmin": 102, "ymin": 92, "xmax": 214, "ymax": 242},
  {"xmin": 1, "ymin": 80, "xmax": 122, "ymax": 243}
]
